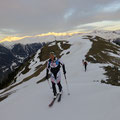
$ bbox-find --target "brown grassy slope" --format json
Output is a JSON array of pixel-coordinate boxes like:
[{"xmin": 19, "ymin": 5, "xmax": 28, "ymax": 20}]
[
  {"xmin": 0, "ymin": 40, "xmax": 71, "ymax": 101},
  {"xmin": 84, "ymin": 36, "xmax": 120, "ymax": 86}
]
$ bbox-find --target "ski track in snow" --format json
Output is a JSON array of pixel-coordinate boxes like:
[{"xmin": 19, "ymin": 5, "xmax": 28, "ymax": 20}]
[{"xmin": 0, "ymin": 35, "xmax": 120, "ymax": 120}]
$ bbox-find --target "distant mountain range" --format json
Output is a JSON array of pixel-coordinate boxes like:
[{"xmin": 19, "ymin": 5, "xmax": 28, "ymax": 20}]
[
  {"xmin": 0, "ymin": 43, "xmax": 44, "ymax": 83},
  {"xmin": 0, "ymin": 34, "xmax": 72, "ymax": 84},
  {"xmin": 91, "ymin": 30, "xmax": 120, "ymax": 45},
  {"xmin": 0, "ymin": 30, "xmax": 120, "ymax": 84}
]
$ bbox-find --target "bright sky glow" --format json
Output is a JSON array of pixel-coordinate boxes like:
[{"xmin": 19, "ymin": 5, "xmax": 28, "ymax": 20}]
[
  {"xmin": 0, "ymin": 0, "xmax": 120, "ymax": 42},
  {"xmin": 0, "ymin": 32, "xmax": 83, "ymax": 43}
]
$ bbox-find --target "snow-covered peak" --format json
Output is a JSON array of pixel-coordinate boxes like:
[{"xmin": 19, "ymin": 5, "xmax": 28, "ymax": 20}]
[
  {"xmin": 90, "ymin": 30, "xmax": 120, "ymax": 40},
  {"xmin": 1, "ymin": 30, "xmax": 120, "ymax": 49},
  {"xmin": 0, "ymin": 35, "xmax": 72, "ymax": 49}
]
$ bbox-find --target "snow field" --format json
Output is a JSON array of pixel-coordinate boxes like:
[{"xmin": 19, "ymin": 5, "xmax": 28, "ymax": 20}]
[{"xmin": 0, "ymin": 34, "xmax": 120, "ymax": 120}]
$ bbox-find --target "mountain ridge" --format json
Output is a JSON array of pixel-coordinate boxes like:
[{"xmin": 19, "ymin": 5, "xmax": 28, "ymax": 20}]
[
  {"xmin": 0, "ymin": 33, "xmax": 120, "ymax": 120},
  {"xmin": 0, "ymin": 42, "xmax": 44, "ymax": 85}
]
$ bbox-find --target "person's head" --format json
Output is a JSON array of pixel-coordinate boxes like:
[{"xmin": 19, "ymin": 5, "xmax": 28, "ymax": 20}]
[{"xmin": 49, "ymin": 52, "xmax": 55, "ymax": 60}]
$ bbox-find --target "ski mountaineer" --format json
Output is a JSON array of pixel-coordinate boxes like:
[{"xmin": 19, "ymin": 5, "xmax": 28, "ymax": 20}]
[
  {"xmin": 46, "ymin": 52, "xmax": 66, "ymax": 98},
  {"xmin": 84, "ymin": 60, "xmax": 88, "ymax": 72},
  {"xmin": 82, "ymin": 59, "xmax": 88, "ymax": 72}
]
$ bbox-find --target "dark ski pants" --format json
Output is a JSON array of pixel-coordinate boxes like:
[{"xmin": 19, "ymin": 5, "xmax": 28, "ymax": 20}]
[
  {"xmin": 85, "ymin": 64, "xmax": 87, "ymax": 71},
  {"xmin": 52, "ymin": 81, "xmax": 62, "ymax": 96}
]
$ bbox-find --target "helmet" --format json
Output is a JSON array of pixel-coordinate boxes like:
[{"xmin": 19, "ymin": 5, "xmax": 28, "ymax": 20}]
[{"xmin": 49, "ymin": 52, "xmax": 55, "ymax": 56}]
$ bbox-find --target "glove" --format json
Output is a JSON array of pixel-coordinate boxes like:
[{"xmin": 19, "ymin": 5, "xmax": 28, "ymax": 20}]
[
  {"xmin": 63, "ymin": 70, "xmax": 66, "ymax": 75},
  {"xmin": 62, "ymin": 64, "xmax": 66, "ymax": 75},
  {"xmin": 46, "ymin": 69, "xmax": 49, "ymax": 79}
]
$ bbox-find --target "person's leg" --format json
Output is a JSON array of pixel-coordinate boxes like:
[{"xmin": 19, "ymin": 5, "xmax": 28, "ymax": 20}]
[
  {"xmin": 57, "ymin": 82, "xmax": 62, "ymax": 94},
  {"xmin": 85, "ymin": 64, "xmax": 87, "ymax": 71},
  {"xmin": 56, "ymin": 72, "xmax": 62, "ymax": 94},
  {"xmin": 51, "ymin": 82, "xmax": 57, "ymax": 97}
]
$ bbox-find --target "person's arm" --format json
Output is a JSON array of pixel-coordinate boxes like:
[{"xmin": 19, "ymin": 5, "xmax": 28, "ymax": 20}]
[
  {"xmin": 62, "ymin": 64, "xmax": 66, "ymax": 75},
  {"xmin": 59, "ymin": 59, "xmax": 66, "ymax": 75},
  {"xmin": 46, "ymin": 60, "xmax": 50, "ymax": 79}
]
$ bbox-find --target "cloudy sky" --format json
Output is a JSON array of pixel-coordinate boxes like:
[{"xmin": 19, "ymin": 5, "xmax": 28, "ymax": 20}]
[{"xmin": 0, "ymin": 0, "xmax": 120, "ymax": 39}]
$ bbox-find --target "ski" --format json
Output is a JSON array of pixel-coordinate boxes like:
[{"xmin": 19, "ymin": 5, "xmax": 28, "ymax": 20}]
[
  {"xmin": 48, "ymin": 94, "xmax": 59, "ymax": 107},
  {"xmin": 57, "ymin": 94, "xmax": 62, "ymax": 102}
]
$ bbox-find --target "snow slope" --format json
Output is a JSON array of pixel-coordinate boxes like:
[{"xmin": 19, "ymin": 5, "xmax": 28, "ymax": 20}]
[{"xmin": 0, "ymin": 34, "xmax": 120, "ymax": 120}]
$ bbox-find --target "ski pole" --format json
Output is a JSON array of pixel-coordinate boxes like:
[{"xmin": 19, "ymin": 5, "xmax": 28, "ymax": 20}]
[
  {"xmin": 64, "ymin": 74, "xmax": 70, "ymax": 95},
  {"xmin": 47, "ymin": 79, "xmax": 52, "ymax": 89}
]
